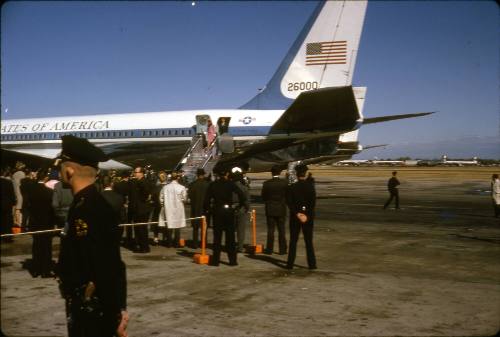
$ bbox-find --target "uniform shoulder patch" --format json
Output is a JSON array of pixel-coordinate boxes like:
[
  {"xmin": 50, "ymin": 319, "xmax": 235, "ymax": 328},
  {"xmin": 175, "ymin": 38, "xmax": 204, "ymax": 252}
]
[{"xmin": 74, "ymin": 219, "xmax": 89, "ymax": 237}]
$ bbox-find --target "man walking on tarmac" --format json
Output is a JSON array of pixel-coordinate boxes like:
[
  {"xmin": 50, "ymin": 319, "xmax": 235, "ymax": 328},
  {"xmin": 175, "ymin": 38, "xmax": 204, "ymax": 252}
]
[
  {"xmin": 383, "ymin": 171, "xmax": 401, "ymax": 210},
  {"xmin": 204, "ymin": 166, "xmax": 247, "ymax": 266},
  {"xmin": 55, "ymin": 135, "xmax": 128, "ymax": 337}
]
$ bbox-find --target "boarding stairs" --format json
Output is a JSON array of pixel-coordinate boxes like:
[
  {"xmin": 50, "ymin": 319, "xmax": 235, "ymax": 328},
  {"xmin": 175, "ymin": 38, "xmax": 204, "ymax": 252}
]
[{"xmin": 175, "ymin": 134, "xmax": 219, "ymax": 183}]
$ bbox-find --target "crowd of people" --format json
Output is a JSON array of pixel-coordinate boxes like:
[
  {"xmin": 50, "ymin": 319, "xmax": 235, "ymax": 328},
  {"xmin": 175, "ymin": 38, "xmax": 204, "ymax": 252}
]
[{"xmin": 0, "ymin": 157, "xmax": 322, "ymax": 268}]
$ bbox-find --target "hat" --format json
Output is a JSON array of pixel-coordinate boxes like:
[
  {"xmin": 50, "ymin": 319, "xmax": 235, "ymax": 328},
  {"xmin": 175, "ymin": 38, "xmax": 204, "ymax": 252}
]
[
  {"xmin": 55, "ymin": 135, "xmax": 108, "ymax": 168},
  {"xmin": 196, "ymin": 168, "xmax": 206, "ymax": 176},
  {"xmin": 294, "ymin": 164, "xmax": 308, "ymax": 175},
  {"xmin": 271, "ymin": 165, "xmax": 282, "ymax": 176}
]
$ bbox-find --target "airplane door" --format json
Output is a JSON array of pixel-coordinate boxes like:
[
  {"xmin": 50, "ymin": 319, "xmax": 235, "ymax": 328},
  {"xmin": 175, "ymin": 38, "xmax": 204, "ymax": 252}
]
[
  {"xmin": 217, "ymin": 117, "xmax": 234, "ymax": 153},
  {"xmin": 195, "ymin": 115, "xmax": 210, "ymax": 134},
  {"xmin": 217, "ymin": 117, "xmax": 231, "ymax": 135}
]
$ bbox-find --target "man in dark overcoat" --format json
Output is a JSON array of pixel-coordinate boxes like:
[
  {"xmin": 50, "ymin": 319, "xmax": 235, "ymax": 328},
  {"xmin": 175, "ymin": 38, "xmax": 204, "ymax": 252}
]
[
  {"xmin": 188, "ymin": 168, "xmax": 210, "ymax": 249},
  {"xmin": 261, "ymin": 166, "xmax": 288, "ymax": 255},
  {"xmin": 25, "ymin": 170, "xmax": 55, "ymax": 277}
]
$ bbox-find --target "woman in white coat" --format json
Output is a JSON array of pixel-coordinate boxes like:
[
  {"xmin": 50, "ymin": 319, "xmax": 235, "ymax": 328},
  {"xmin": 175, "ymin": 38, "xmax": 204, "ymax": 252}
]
[{"xmin": 159, "ymin": 172, "xmax": 187, "ymax": 247}]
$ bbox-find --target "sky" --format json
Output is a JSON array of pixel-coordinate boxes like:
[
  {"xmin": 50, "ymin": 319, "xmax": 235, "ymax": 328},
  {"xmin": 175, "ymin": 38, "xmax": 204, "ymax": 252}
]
[{"xmin": 1, "ymin": 1, "xmax": 499, "ymax": 159}]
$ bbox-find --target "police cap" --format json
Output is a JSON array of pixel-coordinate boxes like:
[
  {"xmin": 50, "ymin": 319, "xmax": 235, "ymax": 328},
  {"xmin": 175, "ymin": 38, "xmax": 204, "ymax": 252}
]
[{"xmin": 55, "ymin": 135, "xmax": 108, "ymax": 168}]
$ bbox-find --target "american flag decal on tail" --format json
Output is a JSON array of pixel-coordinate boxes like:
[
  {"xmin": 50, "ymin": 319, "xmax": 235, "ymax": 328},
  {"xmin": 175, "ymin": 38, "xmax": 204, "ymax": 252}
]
[{"xmin": 306, "ymin": 41, "xmax": 347, "ymax": 65}]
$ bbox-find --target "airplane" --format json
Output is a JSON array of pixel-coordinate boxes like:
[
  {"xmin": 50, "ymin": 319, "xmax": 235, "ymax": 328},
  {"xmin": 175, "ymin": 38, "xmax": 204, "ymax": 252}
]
[
  {"xmin": 1, "ymin": 1, "xmax": 433, "ymax": 179},
  {"xmin": 440, "ymin": 155, "xmax": 479, "ymax": 166}
]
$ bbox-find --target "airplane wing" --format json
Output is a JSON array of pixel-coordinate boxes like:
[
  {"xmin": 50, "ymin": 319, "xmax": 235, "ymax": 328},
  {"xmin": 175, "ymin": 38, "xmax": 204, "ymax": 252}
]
[
  {"xmin": 269, "ymin": 86, "xmax": 361, "ymax": 134},
  {"xmin": 362, "ymin": 112, "xmax": 435, "ymax": 125},
  {"xmin": 1, "ymin": 148, "xmax": 131, "ymax": 170},
  {"xmin": 1, "ymin": 148, "xmax": 53, "ymax": 168}
]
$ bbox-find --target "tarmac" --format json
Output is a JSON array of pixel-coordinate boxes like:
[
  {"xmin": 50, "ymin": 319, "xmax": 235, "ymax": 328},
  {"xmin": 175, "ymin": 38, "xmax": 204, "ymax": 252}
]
[{"xmin": 1, "ymin": 166, "xmax": 499, "ymax": 337}]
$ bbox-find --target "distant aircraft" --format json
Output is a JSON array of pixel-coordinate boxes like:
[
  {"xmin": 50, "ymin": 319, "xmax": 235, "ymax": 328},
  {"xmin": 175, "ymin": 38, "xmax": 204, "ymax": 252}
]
[
  {"xmin": 1, "ymin": 1, "xmax": 433, "ymax": 178},
  {"xmin": 440, "ymin": 155, "xmax": 479, "ymax": 166}
]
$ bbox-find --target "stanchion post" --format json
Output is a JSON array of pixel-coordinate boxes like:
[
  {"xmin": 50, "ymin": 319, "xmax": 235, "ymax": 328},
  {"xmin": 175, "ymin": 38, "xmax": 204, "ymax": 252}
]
[
  {"xmin": 247, "ymin": 209, "xmax": 262, "ymax": 254},
  {"xmin": 193, "ymin": 216, "xmax": 209, "ymax": 264}
]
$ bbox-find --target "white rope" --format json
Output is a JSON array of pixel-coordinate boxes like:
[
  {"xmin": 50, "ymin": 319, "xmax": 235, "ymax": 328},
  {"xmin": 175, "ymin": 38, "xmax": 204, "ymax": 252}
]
[{"xmin": 0, "ymin": 216, "xmax": 206, "ymax": 238}]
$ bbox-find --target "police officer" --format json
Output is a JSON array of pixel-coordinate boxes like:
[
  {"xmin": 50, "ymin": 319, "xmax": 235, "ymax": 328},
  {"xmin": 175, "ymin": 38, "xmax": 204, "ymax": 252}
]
[
  {"xmin": 286, "ymin": 164, "xmax": 317, "ymax": 270},
  {"xmin": 55, "ymin": 135, "xmax": 128, "ymax": 337},
  {"xmin": 261, "ymin": 166, "xmax": 288, "ymax": 255},
  {"xmin": 204, "ymin": 166, "xmax": 246, "ymax": 266}
]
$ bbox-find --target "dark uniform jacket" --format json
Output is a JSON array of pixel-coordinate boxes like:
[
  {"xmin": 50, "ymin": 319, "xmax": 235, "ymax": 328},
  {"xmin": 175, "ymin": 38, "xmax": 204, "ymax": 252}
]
[
  {"xmin": 387, "ymin": 177, "xmax": 400, "ymax": 191},
  {"xmin": 188, "ymin": 178, "xmax": 210, "ymax": 217},
  {"xmin": 204, "ymin": 179, "xmax": 246, "ymax": 223},
  {"xmin": 25, "ymin": 182, "xmax": 54, "ymax": 230},
  {"xmin": 261, "ymin": 177, "xmax": 288, "ymax": 217},
  {"xmin": 287, "ymin": 180, "xmax": 316, "ymax": 223},
  {"xmin": 58, "ymin": 184, "xmax": 127, "ymax": 324}
]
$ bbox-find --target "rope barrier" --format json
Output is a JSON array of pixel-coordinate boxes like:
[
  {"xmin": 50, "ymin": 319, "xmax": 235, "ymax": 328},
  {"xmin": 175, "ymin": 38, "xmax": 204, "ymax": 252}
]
[{"xmin": 0, "ymin": 216, "xmax": 206, "ymax": 238}]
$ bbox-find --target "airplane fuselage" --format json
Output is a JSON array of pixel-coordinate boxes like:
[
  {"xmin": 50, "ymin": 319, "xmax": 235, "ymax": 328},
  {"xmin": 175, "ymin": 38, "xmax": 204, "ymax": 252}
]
[{"xmin": 1, "ymin": 109, "xmax": 360, "ymax": 171}]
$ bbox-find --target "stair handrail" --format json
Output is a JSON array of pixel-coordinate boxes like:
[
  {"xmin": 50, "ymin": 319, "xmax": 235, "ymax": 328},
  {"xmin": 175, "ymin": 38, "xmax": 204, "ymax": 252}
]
[
  {"xmin": 175, "ymin": 135, "xmax": 203, "ymax": 170},
  {"xmin": 201, "ymin": 137, "xmax": 218, "ymax": 168}
]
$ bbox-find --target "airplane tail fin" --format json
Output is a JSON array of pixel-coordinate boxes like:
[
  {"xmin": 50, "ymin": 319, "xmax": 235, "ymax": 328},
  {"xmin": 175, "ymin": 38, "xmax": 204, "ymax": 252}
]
[{"xmin": 240, "ymin": 0, "xmax": 368, "ymax": 110}]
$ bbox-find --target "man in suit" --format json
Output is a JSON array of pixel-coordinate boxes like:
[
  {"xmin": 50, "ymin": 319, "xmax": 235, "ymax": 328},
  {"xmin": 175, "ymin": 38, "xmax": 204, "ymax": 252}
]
[
  {"xmin": 261, "ymin": 166, "xmax": 288, "ymax": 255},
  {"xmin": 101, "ymin": 176, "xmax": 126, "ymax": 240},
  {"xmin": 25, "ymin": 170, "xmax": 55, "ymax": 277},
  {"xmin": 128, "ymin": 166, "xmax": 153, "ymax": 253},
  {"xmin": 188, "ymin": 168, "xmax": 210, "ymax": 249},
  {"xmin": 55, "ymin": 135, "xmax": 128, "ymax": 337},
  {"xmin": 286, "ymin": 164, "xmax": 317, "ymax": 270}
]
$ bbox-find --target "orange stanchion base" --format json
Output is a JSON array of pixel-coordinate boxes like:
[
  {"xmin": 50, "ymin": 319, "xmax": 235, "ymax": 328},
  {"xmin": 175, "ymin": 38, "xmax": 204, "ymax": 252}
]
[
  {"xmin": 178, "ymin": 239, "xmax": 185, "ymax": 247},
  {"xmin": 11, "ymin": 226, "xmax": 21, "ymax": 234},
  {"xmin": 193, "ymin": 253, "xmax": 210, "ymax": 265},
  {"xmin": 247, "ymin": 244, "xmax": 263, "ymax": 254}
]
